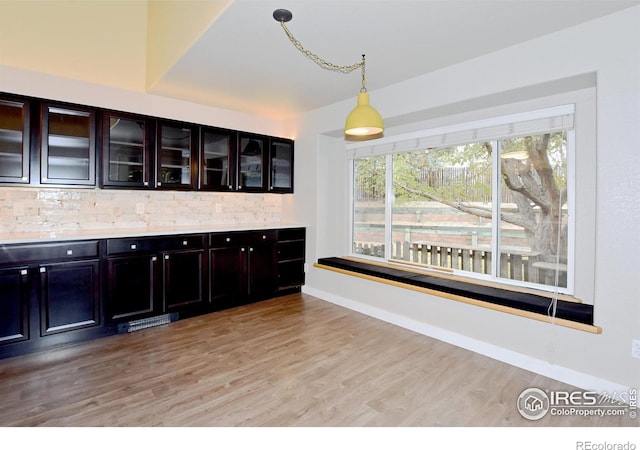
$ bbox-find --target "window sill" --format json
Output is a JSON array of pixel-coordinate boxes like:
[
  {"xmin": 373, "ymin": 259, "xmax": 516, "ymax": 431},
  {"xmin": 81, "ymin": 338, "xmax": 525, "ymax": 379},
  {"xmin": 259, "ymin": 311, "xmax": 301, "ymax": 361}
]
[{"xmin": 315, "ymin": 256, "xmax": 601, "ymax": 334}]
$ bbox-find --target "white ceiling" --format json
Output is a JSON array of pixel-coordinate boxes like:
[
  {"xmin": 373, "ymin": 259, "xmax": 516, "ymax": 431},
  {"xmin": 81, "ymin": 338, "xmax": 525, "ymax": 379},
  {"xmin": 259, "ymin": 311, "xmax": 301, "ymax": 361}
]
[{"xmin": 147, "ymin": 0, "xmax": 639, "ymax": 120}]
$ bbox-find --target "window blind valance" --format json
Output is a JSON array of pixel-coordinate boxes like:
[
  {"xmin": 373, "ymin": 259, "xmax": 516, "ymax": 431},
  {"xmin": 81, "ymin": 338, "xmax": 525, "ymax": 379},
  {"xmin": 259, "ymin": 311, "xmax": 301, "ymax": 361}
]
[{"xmin": 346, "ymin": 104, "xmax": 575, "ymax": 159}]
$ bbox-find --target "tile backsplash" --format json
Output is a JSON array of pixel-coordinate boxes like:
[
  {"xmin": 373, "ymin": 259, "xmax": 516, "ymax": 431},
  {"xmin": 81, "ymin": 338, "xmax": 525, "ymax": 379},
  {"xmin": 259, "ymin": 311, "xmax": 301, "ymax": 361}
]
[{"xmin": 0, "ymin": 188, "xmax": 283, "ymax": 234}]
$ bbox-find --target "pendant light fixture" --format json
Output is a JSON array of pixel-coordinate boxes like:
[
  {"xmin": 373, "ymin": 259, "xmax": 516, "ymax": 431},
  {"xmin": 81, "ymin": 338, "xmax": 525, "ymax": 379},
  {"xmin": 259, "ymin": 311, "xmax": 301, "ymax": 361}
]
[{"xmin": 272, "ymin": 9, "xmax": 384, "ymax": 139}]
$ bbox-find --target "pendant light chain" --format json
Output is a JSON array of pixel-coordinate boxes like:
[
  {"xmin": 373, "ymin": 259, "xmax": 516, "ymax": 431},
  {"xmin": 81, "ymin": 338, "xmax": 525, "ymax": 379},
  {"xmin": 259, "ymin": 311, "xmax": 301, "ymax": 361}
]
[{"xmin": 279, "ymin": 21, "xmax": 365, "ymax": 78}]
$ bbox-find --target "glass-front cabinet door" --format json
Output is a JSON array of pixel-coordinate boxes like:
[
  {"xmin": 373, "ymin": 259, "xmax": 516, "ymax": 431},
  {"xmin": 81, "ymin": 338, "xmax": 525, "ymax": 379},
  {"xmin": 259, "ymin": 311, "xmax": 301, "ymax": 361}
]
[
  {"xmin": 0, "ymin": 97, "xmax": 30, "ymax": 184},
  {"xmin": 268, "ymin": 138, "xmax": 294, "ymax": 193},
  {"xmin": 157, "ymin": 122, "xmax": 197, "ymax": 189},
  {"xmin": 40, "ymin": 104, "xmax": 96, "ymax": 186},
  {"xmin": 238, "ymin": 133, "xmax": 267, "ymax": 192},
  {"xmin": 200, "ymin": 127, "xmax": 236, "ymax": 191},
  {"xmin": 103, "ymin": 113, "xmax": 153, "ymax": 188}
]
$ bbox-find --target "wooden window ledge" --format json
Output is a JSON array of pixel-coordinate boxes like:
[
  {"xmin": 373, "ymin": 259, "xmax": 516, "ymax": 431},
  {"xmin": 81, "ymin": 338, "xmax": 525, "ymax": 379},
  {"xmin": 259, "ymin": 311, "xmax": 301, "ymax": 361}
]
[{"xmin": 315, "ymin": 257, "xmax": 601, "ymax": 334}]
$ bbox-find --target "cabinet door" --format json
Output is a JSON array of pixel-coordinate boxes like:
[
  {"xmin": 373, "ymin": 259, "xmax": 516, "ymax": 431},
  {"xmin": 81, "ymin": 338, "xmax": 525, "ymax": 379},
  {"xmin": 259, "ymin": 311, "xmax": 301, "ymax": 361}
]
[
  {"xmin": 40, "ymin": 104, "xmax": 96, "ymax": 186},
  {"xmin": 39, "ymin": 260, "xmax": 100, "ymax": 336},
  {"xmin": 246, "ymin": 242, "xmax": 277, "ymax": 302},
  {"xmin": 103, "ymin": 113, "xmax": 153, "ymax": 188},
  {"xmin": 200, "ymin": 127, "xmax": 236, "ymax": 191},
  {"xmin": 0, "ymin": 97, "xmax": 30, "ymax": 184},
  {"xmin": 157, "ymin": 122, "xmax": 198, "ymax": 189},
  {"xmin": 107, "ymin": 255, "xmax": 159, "ymax": 321},
  {"xmin": 163, "ymin": 249, "xmax": 206, "ymax": 311},
  {"xmin": 238, "ymin": 134, "xmax": 267, "ymax": 192},
  {"xmin": 268, "ymin": 138, "xmax": 293, "ymax": 193},
  {"xmin": 209, "ymin": 246, "xmax": 245, "ymax": 310},
  {"xmin": 0, "ymin": 267, "xmax": 30, "ymax": 345}
]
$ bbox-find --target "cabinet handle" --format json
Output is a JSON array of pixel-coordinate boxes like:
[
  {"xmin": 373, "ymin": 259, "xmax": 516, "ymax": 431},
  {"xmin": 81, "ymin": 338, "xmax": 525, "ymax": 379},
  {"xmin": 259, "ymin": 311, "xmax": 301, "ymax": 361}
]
[
  {"xmin": 66, "ymin": 249, "xmax": 73, "ymax": 256},
  {"xmin": 20, "ymin": 269, "xmax": 28, "ymax": 276},
  {"xmin": 262, "ymin": 235, "xmax": 266, "ymax": 240},
  {"xmin": 226, "ymin": 237, "xmax": 231, "ymax": 242},
  {"xmin": 241, "ymin": 247, "xmax": 246, "ymax": 252},
  {"xmin": 249, "ymin": 247, "xmax": 254, "ymax": 252},
  {"xmin": 164, "ymin": 255, "xmax": 170, "ymax": 260},
  {"xmin": 130, "ymin": 244, "xmax": 137, "ymax": 250},
  {"xmin": 144, "ymin": 181, "xmax": 149, "ymax": 186},
  {"xmin": 157, "ymin": 182, "xmax": 162, "ymax": 186},
  {"xmin": 151, "ymin": 256, "xmax": 157, "ymax": 262},
  {"xmin": 39, "ymin": 267, "xmax": 46, "ymax": 273},
  {"xmin": 228, "ymin": 185, "xmax": 233, "ymax": 190},
  {"xmin": 182, "ymin": 240, "xmax": 188, "ymax": 246}
]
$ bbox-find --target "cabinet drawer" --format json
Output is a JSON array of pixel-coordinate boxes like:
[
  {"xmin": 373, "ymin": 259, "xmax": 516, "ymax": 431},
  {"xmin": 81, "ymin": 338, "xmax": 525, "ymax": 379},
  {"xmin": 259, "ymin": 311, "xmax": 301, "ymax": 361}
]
[
  {"xmin": 0, "ymin": 240, "xmax": 99, "ymax": 264},
  {"xmin": 107, "ymin": 238, "xmax": 156, "ymax": 255},
  {"xmin": 160, "ymin": 234, "xmax": 205, "ymax": 252},
  {"xmin": 209, "ymin": 230, "xmax": 276, "ymax": 248},
  {"xmin": 107, "ymin": 234, "xmax": 205, "ymax": 255}
]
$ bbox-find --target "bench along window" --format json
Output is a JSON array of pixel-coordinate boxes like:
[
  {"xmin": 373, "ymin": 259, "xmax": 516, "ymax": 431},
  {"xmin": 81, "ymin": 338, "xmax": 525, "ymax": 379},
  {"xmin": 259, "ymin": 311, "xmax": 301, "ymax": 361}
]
[{"xmin": 349, "ymin": 105, "xmax": 575, "ymax": 294}]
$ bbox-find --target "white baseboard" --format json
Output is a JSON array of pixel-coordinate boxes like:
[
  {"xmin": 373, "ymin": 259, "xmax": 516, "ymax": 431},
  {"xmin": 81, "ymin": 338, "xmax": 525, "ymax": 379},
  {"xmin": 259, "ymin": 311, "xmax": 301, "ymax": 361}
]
[{"xmin": 302, "ymin": 285, "xmax": 632, "ymax": 398}]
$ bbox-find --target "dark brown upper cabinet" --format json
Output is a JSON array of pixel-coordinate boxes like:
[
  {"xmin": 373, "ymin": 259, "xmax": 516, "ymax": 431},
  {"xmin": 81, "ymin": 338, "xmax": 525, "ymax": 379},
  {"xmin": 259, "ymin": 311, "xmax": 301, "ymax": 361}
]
[
  {"xmin": 237, "ymin": 133, "xmax": 268, "ymax": 192},
  {"xmin": 102, "ymin": 112, "xmax": 155, "ymax": 189},
  {"xmin": 199, "ymin": 126, "xmax": 237, "ymax": 191},
  {"xmin": 156, "ymin": 121, "xmax": 198, "ymax": 190},
  {"xmin": 0, "ymin": 96, "xmax": 30, "ymax": 185},
  {"xmin": 268, "ymin": 137, "xmax": 294, "ymax": 193},
  {"xmin": 0, "ymin": 93, "xmax": 294, "ymax": 193},
  {"xmin": 40, "ymin": 103, "xmax": 97, "ymax": 186}
]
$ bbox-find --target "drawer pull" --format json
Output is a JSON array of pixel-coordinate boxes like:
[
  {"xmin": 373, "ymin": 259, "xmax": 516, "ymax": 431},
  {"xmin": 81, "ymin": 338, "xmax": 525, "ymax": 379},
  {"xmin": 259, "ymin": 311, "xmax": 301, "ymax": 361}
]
[
  {"xmin": 66, "ymin": 249, "xmax": 73, "ymax": 256},
  {"xmin": 40, "ymin": 267, "xmax": 46, "ymax": 273},
  {"xmin": 130, "ymin": 244, "xmax": 137, "ymax": 250},
  {"xmin": 226, "ymin": 237, "xmax": 231, "ymax": 242},
  {"xmin": 165, "ymin": 255, "xmax": 170, "ymax": 260},
  {"xmin": 151, "ymin": 256, "xmax": 157, "ymax": 262},
  {"xmin": 182, "ymin": 240, "xmax": 188, "ymax": 246},
  {"xmin": 20, "ymin": 269, "xmax": 28, "ymax": 276}
]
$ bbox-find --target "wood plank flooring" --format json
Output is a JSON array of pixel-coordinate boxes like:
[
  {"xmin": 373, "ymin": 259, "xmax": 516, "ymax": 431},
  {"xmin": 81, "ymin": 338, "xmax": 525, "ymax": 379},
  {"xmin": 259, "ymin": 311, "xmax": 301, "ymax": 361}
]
[{"xmin": 0, "ymin": 293, "xmax": 634, "ymax": 427}]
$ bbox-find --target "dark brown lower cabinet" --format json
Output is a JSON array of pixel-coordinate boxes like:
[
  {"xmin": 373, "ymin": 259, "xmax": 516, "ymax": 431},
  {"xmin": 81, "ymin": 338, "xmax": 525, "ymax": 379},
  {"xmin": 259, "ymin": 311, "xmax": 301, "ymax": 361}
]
[
  {"xmin": 106, "ymin": 254, "xmax": 158, "ymax": 321},
  {"xmin": 209, "ymin": 231, "xmax": 277, "ymax": 310},
  {"xmin": 276, "ymin": 228, "xmax": 306, "ymax": 294},
  {"xmin": 105, "ymin": 235, "xmax": 207, "ymax": 322},
  {"xmin": 0, "ymin": 266, "xmax": 30, "ymax": 345},
  {"xmin": 163, "ymin": 249, "xmax": 206, "ymax": 312},
  {"xmin": 0, "ymin": 228, "xmax": 303, "ymax": 359},
  {"xmin": 0, "ymin": 241, "xmax": 105, "ymax": 359},
  {"xmin": 39, "ymin": 259, "xmax": 100, "ymax": 336}
]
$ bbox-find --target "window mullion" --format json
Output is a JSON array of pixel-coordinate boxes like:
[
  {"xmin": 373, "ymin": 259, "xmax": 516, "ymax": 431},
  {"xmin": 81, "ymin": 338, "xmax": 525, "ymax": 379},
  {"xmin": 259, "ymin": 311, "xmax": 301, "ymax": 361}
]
[
  {"xmin": 385, "ymin": 153, "xmax": 393, "ymax": 260},
  {"xmin": 491, "ymin": 140, "xmax": 501, "ymax": 279}
]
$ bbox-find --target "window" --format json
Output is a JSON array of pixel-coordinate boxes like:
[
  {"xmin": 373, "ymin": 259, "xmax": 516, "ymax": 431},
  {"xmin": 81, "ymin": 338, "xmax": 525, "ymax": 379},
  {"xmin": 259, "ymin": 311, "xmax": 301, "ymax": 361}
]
[{"xmin": 350, "ymin": 105, "xmax": 574, "ymax": 294}]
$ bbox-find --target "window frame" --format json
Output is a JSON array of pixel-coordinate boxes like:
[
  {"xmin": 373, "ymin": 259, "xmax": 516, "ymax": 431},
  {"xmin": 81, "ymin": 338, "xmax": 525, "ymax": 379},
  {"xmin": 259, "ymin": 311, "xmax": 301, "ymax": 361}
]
[{"xmin": 348, "ymin": 104, "xmax": 579, "ymax": 296}]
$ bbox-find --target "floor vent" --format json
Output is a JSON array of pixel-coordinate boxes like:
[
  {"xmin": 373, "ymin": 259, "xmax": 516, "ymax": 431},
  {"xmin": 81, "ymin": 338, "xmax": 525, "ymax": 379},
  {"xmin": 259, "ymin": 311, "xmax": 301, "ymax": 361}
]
[{"xmin": 117, "ymin": 313, "xmax": 178, "ymax": 334}]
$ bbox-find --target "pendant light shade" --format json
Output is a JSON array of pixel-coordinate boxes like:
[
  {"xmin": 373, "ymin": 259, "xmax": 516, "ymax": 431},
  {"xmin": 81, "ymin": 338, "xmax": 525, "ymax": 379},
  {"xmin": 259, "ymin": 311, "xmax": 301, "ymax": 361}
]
[{"xmin": 345, "ymin": 92, "xmax": 384, "ymax": 136}]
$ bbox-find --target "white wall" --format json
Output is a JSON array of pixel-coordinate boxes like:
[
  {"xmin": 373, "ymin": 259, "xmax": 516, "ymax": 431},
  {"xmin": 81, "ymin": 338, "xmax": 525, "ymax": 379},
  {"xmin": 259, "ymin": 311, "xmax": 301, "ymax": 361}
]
[{"xmin": 294, "ymin": 6, "xmax": 640, "ymax": 390}]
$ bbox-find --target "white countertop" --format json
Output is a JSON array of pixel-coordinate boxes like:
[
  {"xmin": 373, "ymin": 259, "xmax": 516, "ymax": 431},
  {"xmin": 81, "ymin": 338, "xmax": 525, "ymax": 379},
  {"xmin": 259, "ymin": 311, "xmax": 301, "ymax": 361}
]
[{"xmin": 0, "ymin": 223, "xmax": 306, "ymax": 245}]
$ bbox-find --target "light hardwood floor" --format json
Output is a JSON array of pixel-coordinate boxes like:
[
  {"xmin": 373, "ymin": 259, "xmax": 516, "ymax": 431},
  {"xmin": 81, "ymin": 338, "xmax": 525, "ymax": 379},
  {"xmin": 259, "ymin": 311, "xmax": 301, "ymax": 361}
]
[{"xmin": 0, "ymin": 293, "xmax": 634, "ymax": 427}]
